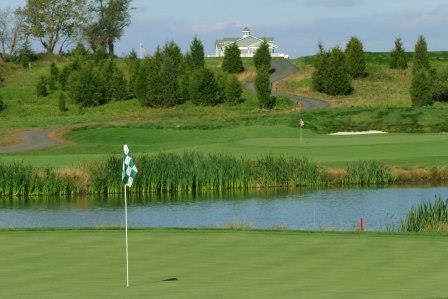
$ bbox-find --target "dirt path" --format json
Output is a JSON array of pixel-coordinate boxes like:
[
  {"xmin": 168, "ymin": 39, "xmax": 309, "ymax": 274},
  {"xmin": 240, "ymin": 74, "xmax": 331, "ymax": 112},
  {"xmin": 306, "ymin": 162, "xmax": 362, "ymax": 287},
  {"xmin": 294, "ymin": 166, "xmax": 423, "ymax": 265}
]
[{"xmin": 0, "ymin": 128, "xmax": 59, "ymax": 153}]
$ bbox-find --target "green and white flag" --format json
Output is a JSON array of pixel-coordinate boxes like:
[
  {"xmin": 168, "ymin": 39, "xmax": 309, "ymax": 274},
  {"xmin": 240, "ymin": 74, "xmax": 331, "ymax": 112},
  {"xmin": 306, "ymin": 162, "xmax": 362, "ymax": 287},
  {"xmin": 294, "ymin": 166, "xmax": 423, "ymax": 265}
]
[{"xmin": 122, "ymin": 145, "xmax": 138, "ymax": 187}]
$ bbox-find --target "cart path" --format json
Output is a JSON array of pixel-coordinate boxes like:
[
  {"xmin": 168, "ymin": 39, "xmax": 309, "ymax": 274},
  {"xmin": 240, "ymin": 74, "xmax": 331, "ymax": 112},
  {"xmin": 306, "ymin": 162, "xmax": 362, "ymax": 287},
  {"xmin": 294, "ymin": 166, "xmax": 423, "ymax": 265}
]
[
  {"xmin": 246, "ymin": 59, "xmax": 329, "ymax": 110},
  {"xmin": 0, "ymin": 128, "xmax": 59, "ymax": 153}
]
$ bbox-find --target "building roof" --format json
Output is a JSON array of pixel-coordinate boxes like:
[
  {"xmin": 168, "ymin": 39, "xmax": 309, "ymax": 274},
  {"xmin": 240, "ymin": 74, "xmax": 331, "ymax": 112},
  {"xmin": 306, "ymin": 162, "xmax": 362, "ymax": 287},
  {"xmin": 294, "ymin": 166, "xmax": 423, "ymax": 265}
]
[
  {"xmin": 216, "ymin": 36, "xmax": 275, "ymax": 48},
  {"xmin": 243, "ymin": 27, "xmax": 251, "ymax": 31}
]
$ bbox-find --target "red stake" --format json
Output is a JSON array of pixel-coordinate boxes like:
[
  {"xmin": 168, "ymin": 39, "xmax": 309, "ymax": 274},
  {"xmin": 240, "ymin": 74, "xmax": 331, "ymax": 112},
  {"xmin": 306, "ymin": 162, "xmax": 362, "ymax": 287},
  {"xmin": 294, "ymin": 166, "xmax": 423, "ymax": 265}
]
[{"xmin": 359, "ymin": 218, "xmax": 365, "ymax": 232}]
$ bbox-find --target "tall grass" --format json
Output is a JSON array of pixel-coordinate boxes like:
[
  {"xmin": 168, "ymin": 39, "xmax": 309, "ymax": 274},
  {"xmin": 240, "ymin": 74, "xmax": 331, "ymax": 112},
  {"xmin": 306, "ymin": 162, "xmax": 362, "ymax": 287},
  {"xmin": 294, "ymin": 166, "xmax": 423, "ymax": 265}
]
[
  {"xmin": 401, "ymin": 196, "xmax": 448, "ymax": 232},
  {"xmin": 0, "ymin": 153, "xmax": 410, "ymax": 199}
]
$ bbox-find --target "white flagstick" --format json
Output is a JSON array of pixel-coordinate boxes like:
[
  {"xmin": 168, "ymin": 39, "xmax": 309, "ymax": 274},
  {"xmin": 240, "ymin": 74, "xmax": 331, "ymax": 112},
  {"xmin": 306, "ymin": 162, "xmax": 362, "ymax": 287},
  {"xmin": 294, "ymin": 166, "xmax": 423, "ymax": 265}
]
[{"xmin": 124, "ymin": 184, "xmax": 129, "ymax": 287}]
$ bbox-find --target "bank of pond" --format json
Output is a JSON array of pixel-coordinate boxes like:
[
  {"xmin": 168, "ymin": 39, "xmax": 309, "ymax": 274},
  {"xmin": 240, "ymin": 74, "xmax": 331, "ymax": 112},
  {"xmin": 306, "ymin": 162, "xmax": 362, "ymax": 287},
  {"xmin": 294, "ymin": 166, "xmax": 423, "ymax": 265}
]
[
  {"xmin": 1, "ymin": 185, "xmax": 448, "ymax": 233},
  {"xmin": 1, "ymin": 152, "xmax": 448, "ymax": 198}
]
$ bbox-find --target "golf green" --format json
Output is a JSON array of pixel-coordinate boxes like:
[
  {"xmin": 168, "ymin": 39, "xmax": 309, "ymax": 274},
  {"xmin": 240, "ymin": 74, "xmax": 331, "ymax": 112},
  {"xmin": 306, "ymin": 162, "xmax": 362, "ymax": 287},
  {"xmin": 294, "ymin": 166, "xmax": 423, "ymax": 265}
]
[{"xmin": 1, "ymin": 229, "xmax": 448, "ymax": 298}]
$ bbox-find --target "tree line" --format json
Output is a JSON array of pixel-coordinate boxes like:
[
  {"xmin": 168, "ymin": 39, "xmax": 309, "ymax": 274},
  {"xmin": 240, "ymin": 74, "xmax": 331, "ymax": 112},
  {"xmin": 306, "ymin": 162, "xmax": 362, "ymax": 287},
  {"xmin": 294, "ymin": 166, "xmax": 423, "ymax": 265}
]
[
  {"xmin": 311, "ymin": 35, "xmax": 448, "ymax": 107},
  {"xmin": 0, "ymin": 0, "xmax": 132, "ymax": 58}
]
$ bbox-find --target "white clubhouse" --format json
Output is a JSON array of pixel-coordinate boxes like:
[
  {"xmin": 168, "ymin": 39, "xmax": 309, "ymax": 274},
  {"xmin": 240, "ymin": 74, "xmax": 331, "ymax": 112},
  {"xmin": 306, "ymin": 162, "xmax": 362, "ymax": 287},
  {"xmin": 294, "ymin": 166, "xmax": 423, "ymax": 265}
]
[{"xmin": 212, "ymin": 27, "xmax": 289, "ymax": 58}]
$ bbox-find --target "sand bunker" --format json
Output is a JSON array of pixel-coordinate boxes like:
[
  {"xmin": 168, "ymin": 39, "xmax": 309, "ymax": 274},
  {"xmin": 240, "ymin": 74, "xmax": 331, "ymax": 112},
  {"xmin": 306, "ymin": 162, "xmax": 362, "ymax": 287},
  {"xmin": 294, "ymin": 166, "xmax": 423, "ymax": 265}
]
[{"xmin": 330, "ymin": 130, "xmax": 387, "ymax": 136}]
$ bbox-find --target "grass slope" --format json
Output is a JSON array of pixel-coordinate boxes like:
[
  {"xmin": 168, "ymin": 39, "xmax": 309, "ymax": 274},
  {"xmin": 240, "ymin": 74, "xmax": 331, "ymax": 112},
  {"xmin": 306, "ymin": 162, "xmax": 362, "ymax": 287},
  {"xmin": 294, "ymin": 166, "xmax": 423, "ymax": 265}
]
[{"xmin": 1, "ymin": 229, "xmax": 448, "ymax": 298}]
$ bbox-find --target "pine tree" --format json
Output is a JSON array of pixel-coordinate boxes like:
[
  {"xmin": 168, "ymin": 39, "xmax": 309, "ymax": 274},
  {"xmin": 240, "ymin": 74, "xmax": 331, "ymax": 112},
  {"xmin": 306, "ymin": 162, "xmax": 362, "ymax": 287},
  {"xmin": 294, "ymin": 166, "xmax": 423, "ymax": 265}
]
[
  {"xmin": 189, "ymin": 68, "xmax": 219, "ymax": 105},
  {"xmin": 222, "ymin": 43, "xmax": 244, "ymax": 73},
  {"xmin": 413, "ymin": 35, "xmax": 430, "ymax": 73},
  {"xmin": 36, "ymin": 75, "xmax": 48, "ymax": 97},
  {"xmin": 345, "ymin": 37, "xmax": 367, "ymax": 78},
  {"xmin": 389, "ymin": 38, "xmax": 408, "ymax": 69},
  {"xmin": 324, "ymin": 47, "xmax": 353, "ymax": 96},
  {"xmin": 410, "ymin": 70, "xmax": 433, "ymax": 107},
  {"xmin": 253, "ymin": 40, "xmax": 272, "ymax": 71},
  {"xmin": 216, "ymin": 72, "xmax": 229, "ymax": 102},
  {"xmin": 312, "ymin": 42, "xmax": 329, "ymax": 93},
  {"xmin": 190, "ymin": 36, "xmax": 205, "ymax": 69},
  {"xmin": 255, "ymin": 69, "xmax": 275, "ymax": 109},
  {"xmin": 162, "ymin": 41, "xmax": 183, "ymax": 72},
  {"xmin": 159, "ymin": 56, "xmax": 183, "ymax": 106},
  {"xmin": 225, "ymin": 75, "xmax": 243, "ymax": 104},
  {"xmin": 73, "ymin": 43, "xmax": 88, "ymax": 57},
  {"xmin": 67, "ymin": 63, "xmax": 106, "ymax": 106},
  {"xmin": 59, "ymin": 66, "xmax": 71, "ymax": 91}
]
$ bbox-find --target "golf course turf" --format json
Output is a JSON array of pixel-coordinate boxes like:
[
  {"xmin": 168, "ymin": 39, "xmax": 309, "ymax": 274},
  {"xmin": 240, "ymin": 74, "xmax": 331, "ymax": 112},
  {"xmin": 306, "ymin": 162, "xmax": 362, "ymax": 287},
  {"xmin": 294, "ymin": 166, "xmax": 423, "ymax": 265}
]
[{"xmin": 1, "ymin": 229, "xmax": 448, "ymax": 298}]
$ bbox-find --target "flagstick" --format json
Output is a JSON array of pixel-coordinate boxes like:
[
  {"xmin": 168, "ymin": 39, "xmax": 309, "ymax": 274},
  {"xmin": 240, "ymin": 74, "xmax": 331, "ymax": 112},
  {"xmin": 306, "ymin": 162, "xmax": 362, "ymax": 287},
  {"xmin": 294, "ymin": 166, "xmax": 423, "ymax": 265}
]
[
  {"xmin": 300, "ymin": 126, "xmax": 303, "ymax": 145},
  {"xmin": 124, "ymin": 184, "xmax": 129, "ymax": 288}
]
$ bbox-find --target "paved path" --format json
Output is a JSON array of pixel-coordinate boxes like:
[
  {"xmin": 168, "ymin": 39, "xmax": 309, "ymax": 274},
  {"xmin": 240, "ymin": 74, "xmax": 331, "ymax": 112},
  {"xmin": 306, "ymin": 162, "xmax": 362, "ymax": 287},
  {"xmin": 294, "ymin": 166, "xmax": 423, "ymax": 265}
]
[
  {"xmin": 246, "ymin": 59, "xmax": 329, "ymax": 110},
  {"xmin": 0, "ymin": 129, "xmax": 58, "ymax": 153}
]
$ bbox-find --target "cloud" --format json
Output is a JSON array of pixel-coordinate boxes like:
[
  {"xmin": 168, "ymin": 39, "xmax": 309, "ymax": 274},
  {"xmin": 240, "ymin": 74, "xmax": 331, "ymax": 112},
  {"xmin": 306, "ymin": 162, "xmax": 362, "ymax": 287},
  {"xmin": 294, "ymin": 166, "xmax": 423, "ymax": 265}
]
[{"xmin": 302, "ymin": 0, "xmax": 361, "ymax": 7}]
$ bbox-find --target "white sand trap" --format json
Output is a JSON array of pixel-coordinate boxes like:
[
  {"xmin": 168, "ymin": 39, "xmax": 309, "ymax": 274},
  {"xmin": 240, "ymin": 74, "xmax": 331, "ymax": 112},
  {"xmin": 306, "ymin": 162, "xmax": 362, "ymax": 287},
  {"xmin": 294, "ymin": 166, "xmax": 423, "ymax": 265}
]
[{"xmin": 330, "ymin": 130, "xmax": 387, "ymax": 136}]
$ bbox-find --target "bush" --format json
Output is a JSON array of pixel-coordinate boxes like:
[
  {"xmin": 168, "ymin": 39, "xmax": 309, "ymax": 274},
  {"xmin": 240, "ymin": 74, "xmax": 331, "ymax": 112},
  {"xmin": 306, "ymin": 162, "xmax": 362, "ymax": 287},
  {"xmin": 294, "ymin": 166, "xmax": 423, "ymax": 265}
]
[
  {"xmin": 73, "ymin": 43, "xmax": 88, "ymax": 57},
  {"xmin": 345, "ymin": 37, "xmax": 367, "ymax": 78},
  {"xmin": 36, "ymin": 76, "xmax": 48, "ymax": 97},
  {"xmin": 58, "ymin": 92, "xmax": 67, "ymax": 112},
  {"xmin": 222, "ymin": 43, "xmax": 244, "ymax": 73},
  {"xmin": 59, "ymin": 65, "xmax": 71, "ymax": 91},
  {"xmin": 67, "ymin": 62, "xmax": 106, "ymax": 107},
  {"xmin": 225, "ymin": 75, "xmax": 243, "ymax": 104},
  {"xmin": 253, "ymin": 40, "xmax": 271, "ymax": 71},
  {"xmin": 410, "ymin": 70, "xmax": 433, "ymax": 107},
  {"xmin": 0, "ymin": 94, "xmax": 6, "ymax": 112},
  {"xmin": 16, "ymin": 41, "xmax": 37, "ymax": 68},
  {"xmin": 49, "ymin": 62, "xmax": 59, "ymax": 91},
  {"xmin": 189, "ymin": 68, "xmax": 219, "ymax": 105},
  {"xmin": 433, "ymin": 67, "xmax": 448, "ymax": 102},
  {"xmin": 390, "ymin": 38, "xmax": 408, "ymax": 69},
  {"xmin": 255, "ymin": 69, "xmax": 275, "ymax": 109}
]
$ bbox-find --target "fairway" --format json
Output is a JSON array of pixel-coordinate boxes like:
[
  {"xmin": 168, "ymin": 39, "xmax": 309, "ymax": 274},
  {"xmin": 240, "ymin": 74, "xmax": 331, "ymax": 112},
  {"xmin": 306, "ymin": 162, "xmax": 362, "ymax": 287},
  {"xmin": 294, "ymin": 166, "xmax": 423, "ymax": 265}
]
[
  {"xmin": 3, "ymin": 125, "xmax": 448, "ymax": 167},
  {"xmin": 1, "ymin": 229, "xmax": 448, "ymax": 298}
]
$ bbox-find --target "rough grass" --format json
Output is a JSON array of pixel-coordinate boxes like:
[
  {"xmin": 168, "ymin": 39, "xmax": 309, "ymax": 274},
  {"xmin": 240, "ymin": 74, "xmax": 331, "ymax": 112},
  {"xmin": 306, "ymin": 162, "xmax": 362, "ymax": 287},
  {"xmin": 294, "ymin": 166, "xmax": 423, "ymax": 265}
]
[
  {"xmin": 1, "ymin": 229, "xmax": 448, "ymax": 298},
  {"xmin": 283, "ymin": 51, "xmax": 448, "ymax": 108}
]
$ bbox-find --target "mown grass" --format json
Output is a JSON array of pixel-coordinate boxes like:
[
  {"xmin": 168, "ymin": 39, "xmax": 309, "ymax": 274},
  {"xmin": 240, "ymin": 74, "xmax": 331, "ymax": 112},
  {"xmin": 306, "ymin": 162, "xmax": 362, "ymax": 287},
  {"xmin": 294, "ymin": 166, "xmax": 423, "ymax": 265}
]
[
  {"xmin": 1, "ymin": 229, "xmax": 448, "ymax": 298},
  {"xmin": 401, "ymin": 196, "xmax": 448, "ymax": 232}
]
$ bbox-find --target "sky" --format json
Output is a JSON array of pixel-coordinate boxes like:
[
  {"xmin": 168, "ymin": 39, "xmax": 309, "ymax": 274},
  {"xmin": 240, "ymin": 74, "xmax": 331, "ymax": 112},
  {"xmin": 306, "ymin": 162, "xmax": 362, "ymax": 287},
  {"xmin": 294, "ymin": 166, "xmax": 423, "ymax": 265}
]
[{"xmin": 1, "ymin": 0, "xmax": 447, "ymax": 58}]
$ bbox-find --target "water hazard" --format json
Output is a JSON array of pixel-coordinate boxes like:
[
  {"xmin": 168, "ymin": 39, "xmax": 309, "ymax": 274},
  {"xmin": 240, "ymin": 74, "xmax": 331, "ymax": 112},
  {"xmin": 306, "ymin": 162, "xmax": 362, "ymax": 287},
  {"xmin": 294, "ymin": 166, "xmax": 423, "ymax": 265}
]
[{"xmin": 1, "ymin": 186, "xmax": 448, "ymax": 231}]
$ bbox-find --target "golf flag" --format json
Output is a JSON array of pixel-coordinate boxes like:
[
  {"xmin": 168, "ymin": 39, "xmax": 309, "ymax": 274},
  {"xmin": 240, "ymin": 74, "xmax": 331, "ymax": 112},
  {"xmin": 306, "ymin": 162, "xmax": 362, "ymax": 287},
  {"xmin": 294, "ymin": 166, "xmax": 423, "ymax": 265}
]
[
  {"xmin": 299, "ymin": 119, "xmax": 305, "ymax": 128},
  {"xmin": 122, "ymin": 145, "xmax": 138, "ymax": 187}
]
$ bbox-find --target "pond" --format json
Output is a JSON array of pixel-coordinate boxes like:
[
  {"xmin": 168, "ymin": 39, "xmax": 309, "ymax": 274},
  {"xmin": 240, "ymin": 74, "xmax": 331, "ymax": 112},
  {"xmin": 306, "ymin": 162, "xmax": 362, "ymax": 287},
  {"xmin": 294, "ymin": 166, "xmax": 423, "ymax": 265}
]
[{"xmin": 1, "ymin": 186, "xmax": 448, "ymax": 231}]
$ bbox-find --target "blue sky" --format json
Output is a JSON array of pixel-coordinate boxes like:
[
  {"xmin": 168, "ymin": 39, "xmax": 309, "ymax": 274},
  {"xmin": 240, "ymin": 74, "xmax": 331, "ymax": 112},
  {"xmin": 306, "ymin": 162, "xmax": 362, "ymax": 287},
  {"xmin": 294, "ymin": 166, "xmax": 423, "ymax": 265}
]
[{"xmin": 2, "ymin": 0, "xmax": 447, "ymax": 57}]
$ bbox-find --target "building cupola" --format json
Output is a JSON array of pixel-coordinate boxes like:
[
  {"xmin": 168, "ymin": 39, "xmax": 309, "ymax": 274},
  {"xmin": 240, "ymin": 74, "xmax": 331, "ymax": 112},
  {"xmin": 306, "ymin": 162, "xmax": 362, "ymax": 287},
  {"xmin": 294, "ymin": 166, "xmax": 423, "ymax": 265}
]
[{"xmin": 242, "ymin": 27, "xmax": 251, "ymax": 38}]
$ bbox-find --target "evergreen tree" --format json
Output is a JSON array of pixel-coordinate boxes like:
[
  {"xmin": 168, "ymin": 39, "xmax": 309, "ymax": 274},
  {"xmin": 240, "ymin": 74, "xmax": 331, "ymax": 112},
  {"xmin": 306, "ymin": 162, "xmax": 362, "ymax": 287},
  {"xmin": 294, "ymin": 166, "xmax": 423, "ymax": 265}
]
[
  {"xmin": 67, "ymin": 63, "xmax": 106, "ymax": 107},
  {"xmin": 17, "ymin": 40, "xmax": 37, "ymax": 68},
  {"xmin": 216, "ymin": 72, "xmax": 228, "ymax": 103},
  {"xmin": 58, "ymin": 92, "xmax": 67, "ymax": 112},
  {"xmin": 222, "ymin": 43, "xmax": 244, "ymax": 73},
  {"xmin": 410, "ymin": 70, "xmax": 433, "ymax": 107},
  {"xmin": 225, "ymin": 75, "xmax": 243, "ymax": 104},
  {"xmin": 73, "ymin": 42, "xmax": 88, "ymax": 57},
  {"xmin": 159, "ymin": 56, "xmax": 183, "ymax": 106},
  {"xmin": 433, "ymin": 67, "xmax": 448, "ymax": 102},
  {"xmin": 0, "ymin": 94, "xmax": 6, "ymax": 112},
  {"xmin": 389, "ymin": 38, "xmax": 408, "ymax": 69},
  {"xmin": 345, "ymin": 37, "xmax": 367, "ymax": 78},
  {"xmin": 59, "ymin": 65, "xmax": 71, "ymax": 91},
  {"xmin": 189, "ymin": 68, "xmax": 219, "ymax": 105},
  {"xmin": 190, "ymin": 36, "xmax": 205, "ymax": 69},
  {"xmin": 49, "ymin": 62, "xmax": 59, "ymax": 91},
  {"xmin": 255, "ymin": 69, "xmax": 275, "ymax": 109},
  {"xmin": 36, "ymin": 75, "xmax": 48, "ymax": 97},
  {"xmin": 253, "ymin": 40, "xmax": 272, "ymax": 71},
  {"xmin": 312, "ymin": 42, "xmax": 329, "ymax": 93},
  {"xmin": 127, "ymin": 50, "xmax": 140, "ymax": 97},
  {"xmin": 324, "ymin": 47, "xmax": 353, "ymax": 96},
  {"xmin": 162, "ymin": 41, "xmax": 183, "ymax": 72},
  {"xmin": 413, "ymin": 35, "xmax": 430, "ymax": 73}
]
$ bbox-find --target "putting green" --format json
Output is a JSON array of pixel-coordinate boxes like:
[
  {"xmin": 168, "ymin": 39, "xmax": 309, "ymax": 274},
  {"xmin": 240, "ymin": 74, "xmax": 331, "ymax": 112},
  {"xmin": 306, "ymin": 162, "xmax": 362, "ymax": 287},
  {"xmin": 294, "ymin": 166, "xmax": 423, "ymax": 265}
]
[
  {"xmin": 1, "ymin": 229, "xmax": 448, "ymax": 298},
  {"xmin": 3, "ymin": 125, "xmax": 448, "ymax": 167}
]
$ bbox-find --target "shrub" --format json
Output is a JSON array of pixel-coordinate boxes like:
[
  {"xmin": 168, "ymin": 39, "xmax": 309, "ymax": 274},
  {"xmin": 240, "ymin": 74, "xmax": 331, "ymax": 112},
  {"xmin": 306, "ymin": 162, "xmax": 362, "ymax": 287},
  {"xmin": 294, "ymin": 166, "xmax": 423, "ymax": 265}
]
[
  {"xmin": 255, "ymin": 69, "xmax": 275, "ymax": 109},
  {"xmin": 67, "ymin": 62, "xmax": 106, "ymax": 107},
  {"xmin": 433, "ymin": 67, "xmax": 448, "ymax": 102},
  {"xmin": 73, "ymin": 42, "xmax": 88, "ymax": 57},
  {"xmin": 222, "ymin": 43, "xmax": 244, "ymax": 73},
  {"xmin": 36, "ymin": 76, "xmax": 48, "ymax": 97},
  {"xmin": 16, "ymin": 41, "xmax": 37, "ymax": 68},
  {"xmin": 0, "ymin": 94, "xmax": 6, "ymax": 112},
  {"xmin": 345, "ymin": 37, "xmax": 367, "ymax": 78},
  {"xmin": 216, "ymin": 71, "xmax": 228, "ymax": 102},
  {"xmin": 189, "ymin": 68, "xmax": 219, "ymax": 105},
  {"xmin": 410, "ymin": 70, "xmax": 433, "ymax": 107},
  {"xmin": 390, "ymin": 38, "xmax": 408, "ymax": 69},
  {"xmin": 49, "ymin": 62, "xmax": 59, "ymax": 91},
  {"xmin": 225, "ymin": 75, "xmax": 243, "ymax": 104},
  {"xmin": 58, "ymin": 92, "xmax": 67, "ymax": 112},
  {"xmin": 253, "ymin": 40, "xmax": 271, "ymax": 71},
  {"xmin": 59, "ymin": 65, "xmax": 71, "ymax": 91}
]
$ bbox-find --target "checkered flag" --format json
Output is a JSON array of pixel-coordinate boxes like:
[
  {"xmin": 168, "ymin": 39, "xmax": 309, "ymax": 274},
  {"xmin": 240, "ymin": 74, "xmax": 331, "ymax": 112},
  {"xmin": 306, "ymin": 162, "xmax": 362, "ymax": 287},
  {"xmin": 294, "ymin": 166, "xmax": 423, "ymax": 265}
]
[
  {"xmin": 299, "ymin": 119, "xmax": 305, "ymax": 128},
  {"xmin": 122, "ymin": 145, "xmax": 138, "ymax": 187}
]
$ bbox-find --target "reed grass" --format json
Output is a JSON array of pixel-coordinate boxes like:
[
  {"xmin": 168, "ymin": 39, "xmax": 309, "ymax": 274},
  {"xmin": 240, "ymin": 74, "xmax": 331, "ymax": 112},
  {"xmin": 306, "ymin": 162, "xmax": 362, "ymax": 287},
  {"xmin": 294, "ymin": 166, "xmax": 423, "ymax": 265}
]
[
  {"xmin": 0, "ymin": 152, "xmax": 429, "ymax": 199},
  {"xmin": 401, "ymin": 196, "xmax": 448, "ymax": 232}
]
